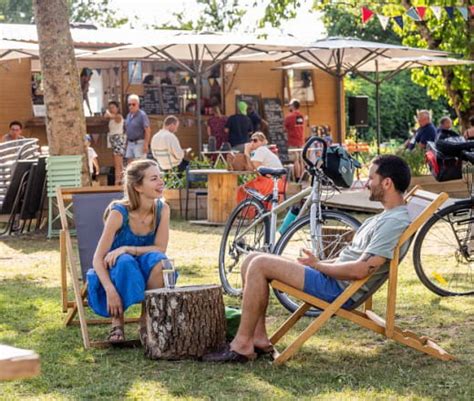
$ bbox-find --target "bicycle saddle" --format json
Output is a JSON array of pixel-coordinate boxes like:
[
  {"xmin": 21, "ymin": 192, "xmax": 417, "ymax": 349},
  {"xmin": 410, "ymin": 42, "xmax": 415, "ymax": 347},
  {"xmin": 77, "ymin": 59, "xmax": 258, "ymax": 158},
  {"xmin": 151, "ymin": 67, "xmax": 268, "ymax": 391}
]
[{"xmin": 257, "ymin": 167, "xmax": 287, "ymax": 177}]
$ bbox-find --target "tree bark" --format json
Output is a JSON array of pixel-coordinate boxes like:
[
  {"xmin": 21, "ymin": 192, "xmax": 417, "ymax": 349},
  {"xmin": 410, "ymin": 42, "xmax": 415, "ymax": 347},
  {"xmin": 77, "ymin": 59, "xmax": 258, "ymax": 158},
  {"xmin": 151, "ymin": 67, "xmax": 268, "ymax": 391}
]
[
  {"xmin": 141, "ymin": 285, "xmax": 227, "ymax": 360},
  {"xmin": 33, "ymin": 0, "xmax": 90, "ymax": 185}
]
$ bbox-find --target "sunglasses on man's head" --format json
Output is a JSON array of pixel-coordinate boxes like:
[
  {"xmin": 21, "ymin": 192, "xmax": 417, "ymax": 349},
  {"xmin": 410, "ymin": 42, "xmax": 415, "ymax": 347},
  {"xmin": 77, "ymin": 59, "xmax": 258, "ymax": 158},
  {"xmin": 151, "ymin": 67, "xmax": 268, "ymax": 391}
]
[{"xmin": 251, "ymin": 138, "xmax": 259, "ymax": 143}]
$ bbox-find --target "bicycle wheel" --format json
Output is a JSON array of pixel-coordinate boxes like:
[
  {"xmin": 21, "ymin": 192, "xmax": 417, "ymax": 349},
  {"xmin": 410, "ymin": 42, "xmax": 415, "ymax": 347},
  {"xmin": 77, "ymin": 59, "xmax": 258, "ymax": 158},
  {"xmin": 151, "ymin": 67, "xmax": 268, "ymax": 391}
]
[
  {"xmin": 273, "ymin": 210, "xmax": 361, "ymax": 316},
  {"xmin": 219, "ymin": 198, "xmax": 270, "ymax": 296},
  {"xmin": 413, "ymin": 199, "xmax": 474, "ymax": 296}
]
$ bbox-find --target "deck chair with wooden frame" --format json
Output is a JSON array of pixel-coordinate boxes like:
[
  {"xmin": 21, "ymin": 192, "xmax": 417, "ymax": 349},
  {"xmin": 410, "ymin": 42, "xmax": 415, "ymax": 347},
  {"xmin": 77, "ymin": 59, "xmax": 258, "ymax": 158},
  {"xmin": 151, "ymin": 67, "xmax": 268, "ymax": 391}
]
[
  {"xmin": 269, "ymin": 187, "xmax": 455, "ymax": 365},
  {"xmin": 58, "ymin": 186, "xmax": 141, "ymax": 349}
]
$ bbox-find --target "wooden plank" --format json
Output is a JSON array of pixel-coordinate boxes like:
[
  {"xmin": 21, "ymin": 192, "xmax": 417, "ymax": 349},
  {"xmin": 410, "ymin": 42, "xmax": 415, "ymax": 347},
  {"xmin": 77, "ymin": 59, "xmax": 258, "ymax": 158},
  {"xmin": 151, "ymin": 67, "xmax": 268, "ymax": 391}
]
[
  {"xmin": 207, "ymin": 173, "xmax": 238, "ymax": 223},
  {"xmin": 0, "ymin": 345, "xmax": 40, "ymax": 381},
  {"xmin": 60, "ymin": 230, "xmax": 68, "ymax": 313}
]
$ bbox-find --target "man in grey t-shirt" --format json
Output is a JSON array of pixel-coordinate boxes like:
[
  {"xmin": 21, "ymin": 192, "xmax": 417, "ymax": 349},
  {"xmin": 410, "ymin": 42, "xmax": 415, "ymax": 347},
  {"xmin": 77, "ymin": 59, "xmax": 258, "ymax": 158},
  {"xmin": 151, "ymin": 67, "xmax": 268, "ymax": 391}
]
[
  {"xmin": 204, "ymin": 155, "xmax": 412, "ymax": 363},
  {"xmin": 125, "ymin": 94, "xmax": 151, "ymax": 161}
]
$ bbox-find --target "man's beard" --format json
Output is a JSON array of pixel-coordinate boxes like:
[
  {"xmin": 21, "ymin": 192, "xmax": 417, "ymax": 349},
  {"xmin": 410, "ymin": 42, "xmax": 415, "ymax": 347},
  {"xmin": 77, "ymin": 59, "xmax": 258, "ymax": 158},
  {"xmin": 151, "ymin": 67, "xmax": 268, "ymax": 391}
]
[{"xmin": 369, "ymin": 185, "xmax": 384, "ymax": 202}]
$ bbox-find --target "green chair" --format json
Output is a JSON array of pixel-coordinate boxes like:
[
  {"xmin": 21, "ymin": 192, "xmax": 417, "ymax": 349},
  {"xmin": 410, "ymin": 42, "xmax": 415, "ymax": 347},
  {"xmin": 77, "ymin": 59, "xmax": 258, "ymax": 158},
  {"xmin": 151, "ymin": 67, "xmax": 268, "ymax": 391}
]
[{"xmin": 46, "ymin": 155, "xmax": 82, "ymax": 238}]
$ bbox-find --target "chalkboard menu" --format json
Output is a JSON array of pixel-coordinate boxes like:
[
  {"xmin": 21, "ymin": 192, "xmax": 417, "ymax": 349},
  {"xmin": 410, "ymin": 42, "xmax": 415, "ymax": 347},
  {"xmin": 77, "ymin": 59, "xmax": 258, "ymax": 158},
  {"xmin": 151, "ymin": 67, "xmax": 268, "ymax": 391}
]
[
  {"xmin": 262, "ymin": 98, "xmax": 289, "ymax": 163},
  {"xmin": 141, "ymin": 85, "xmax": 163, "ymax": 115},
  {"xmin": 161, "ymin": 85, "xmax": 180, "ymax": 114},
  {"xmin": 236, "ymin": 94, "xmax": 261, "ymax": 115},
  {"xmin": 140, "ymin": 85, "xmax": 180, "ymax": 115}
]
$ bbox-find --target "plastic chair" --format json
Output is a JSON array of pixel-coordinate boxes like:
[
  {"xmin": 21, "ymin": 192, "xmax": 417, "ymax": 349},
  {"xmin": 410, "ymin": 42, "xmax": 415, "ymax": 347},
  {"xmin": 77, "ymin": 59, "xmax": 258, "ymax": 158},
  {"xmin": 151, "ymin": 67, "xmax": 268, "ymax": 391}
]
[
  {"xmin": 46, "ymin": 155, "xmax": 82, "ymax": 238},
  {"xmin": 184, "ymin": 166, "xmax": 207, "ymax": 220}
]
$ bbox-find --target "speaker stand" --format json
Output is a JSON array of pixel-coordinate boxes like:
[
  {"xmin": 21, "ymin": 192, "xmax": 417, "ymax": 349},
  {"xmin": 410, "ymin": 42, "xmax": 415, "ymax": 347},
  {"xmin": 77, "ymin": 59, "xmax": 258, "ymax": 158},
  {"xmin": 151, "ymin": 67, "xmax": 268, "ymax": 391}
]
[{"xmin": 350, "ymin": 126, "xmax": 365, "ymax": 190}]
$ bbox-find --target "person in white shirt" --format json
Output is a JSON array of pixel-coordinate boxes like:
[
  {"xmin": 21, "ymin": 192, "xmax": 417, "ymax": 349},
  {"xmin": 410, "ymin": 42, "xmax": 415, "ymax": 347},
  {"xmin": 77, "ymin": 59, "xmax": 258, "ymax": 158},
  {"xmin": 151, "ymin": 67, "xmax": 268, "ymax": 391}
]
[
  {"xmin": 236, "ymin": 131, "xmax": 286, "ymax": 205},
  {"xmin": 150, "ymin": 115, "xmax": 191, "ymax": 171},
  {"xmin": 85, "ymin": 134, "xmax": 99, "ymax": 181}
]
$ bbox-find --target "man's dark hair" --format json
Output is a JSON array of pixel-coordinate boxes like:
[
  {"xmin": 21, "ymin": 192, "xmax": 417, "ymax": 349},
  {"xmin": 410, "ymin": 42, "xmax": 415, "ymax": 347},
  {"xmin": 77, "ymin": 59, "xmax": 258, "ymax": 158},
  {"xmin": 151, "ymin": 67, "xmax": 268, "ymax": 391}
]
[
  {"xmin": 470, "ymin": 116, "xmax": 474, "ymax": 126},
  {"xmin": 372, "ymin": 155, "xmax": 411, "ymax": 193},
  {"xmin": 9, "ymin": 121, "xmax": 22, "ymax": 129},
  {"xmin": 164, "ymin": 115, "xmax": 179, "ymax": 127},
  {"xmin": 291, "ymin": 100, "xmax": 300, "ymax": 109}
]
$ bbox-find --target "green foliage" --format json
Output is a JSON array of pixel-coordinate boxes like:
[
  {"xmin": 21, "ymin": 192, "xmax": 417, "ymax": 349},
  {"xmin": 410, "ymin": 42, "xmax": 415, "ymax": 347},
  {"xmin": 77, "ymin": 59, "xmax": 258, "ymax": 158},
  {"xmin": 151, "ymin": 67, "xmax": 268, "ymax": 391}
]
[
  {"xmin": 0, "ymin": 0, "xmax": 33, "ymax": 23},
  {"xmin": 395, "ymin": 146, "xmax": 429, "ymax": 177},
  {"xmin": 171, "ymin": 0, "xmax": 246, "ymax": 32},
  {"xmin": 0, "ymin": 0, "xmax": 127, "ymax": 27},
  {"xmin": 70, "ymin": 0, "xmax": 128, "ymax": 28},
  {"xmin": 259, "ymin": 0, "xmax": 300, "ymax": 28}
]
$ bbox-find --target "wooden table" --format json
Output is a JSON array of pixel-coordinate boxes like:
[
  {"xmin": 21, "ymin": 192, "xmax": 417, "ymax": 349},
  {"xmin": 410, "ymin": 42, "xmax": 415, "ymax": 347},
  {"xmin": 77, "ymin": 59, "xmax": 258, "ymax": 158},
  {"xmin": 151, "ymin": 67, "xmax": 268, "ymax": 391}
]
[
  {"xmin": 0, "ymin": 345, "xmax": 40, "ymax": 381},
  {"xmin": 188, "ymin": 169, "xmax": 250, "ymax": 224}
]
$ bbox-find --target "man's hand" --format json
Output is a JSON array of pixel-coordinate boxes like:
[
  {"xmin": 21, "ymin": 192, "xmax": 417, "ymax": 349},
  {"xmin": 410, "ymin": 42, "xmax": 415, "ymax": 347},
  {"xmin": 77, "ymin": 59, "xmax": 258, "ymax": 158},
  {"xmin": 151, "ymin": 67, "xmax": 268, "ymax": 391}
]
[
  {"xmin": 104, "ymin": 246, "xmax": 129, "ymax": 268},
  {"xmin": 297, "ymin": 248, "xmax": 319, "ymax": 269}
]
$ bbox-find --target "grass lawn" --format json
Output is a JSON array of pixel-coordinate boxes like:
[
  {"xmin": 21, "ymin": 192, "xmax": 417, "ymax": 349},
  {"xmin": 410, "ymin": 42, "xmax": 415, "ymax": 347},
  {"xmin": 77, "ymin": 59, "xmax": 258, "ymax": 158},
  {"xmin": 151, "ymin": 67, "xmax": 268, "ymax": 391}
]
[{"xmin": 0, "ymin": 219, "xmax": 473, "ymax": 400}]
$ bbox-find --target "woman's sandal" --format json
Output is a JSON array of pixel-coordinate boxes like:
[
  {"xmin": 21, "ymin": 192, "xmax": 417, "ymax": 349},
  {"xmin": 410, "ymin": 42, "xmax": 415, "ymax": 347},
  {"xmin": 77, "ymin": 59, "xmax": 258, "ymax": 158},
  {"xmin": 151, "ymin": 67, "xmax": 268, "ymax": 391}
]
[{"xmin": 107, "ymin": 325, "xmax": 125, "ymax": 343}]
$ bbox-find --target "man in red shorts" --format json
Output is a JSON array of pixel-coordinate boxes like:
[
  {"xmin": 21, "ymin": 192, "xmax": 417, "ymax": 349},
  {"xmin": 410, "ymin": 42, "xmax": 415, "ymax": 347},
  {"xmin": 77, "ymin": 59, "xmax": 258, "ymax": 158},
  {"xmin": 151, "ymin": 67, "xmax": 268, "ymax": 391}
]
[{"xmin": 284, "ymin": 99, "xmax": 305, "ymax": 180}]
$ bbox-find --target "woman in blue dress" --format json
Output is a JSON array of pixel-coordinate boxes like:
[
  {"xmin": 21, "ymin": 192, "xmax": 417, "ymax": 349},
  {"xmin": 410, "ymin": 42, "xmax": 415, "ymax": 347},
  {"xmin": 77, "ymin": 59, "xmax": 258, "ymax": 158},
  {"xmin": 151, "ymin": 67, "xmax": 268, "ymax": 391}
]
[{"xmin": 87, "ymin": 159, "xmax": 170, "ymax": 342}]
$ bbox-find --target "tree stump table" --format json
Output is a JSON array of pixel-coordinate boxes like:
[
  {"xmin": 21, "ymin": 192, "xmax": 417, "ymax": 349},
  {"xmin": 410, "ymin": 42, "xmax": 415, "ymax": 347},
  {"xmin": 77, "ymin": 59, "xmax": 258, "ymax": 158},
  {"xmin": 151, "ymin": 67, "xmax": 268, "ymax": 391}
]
[{"xmin": 141, "ymin": 285, "xmax": 226, "ymax": 360}]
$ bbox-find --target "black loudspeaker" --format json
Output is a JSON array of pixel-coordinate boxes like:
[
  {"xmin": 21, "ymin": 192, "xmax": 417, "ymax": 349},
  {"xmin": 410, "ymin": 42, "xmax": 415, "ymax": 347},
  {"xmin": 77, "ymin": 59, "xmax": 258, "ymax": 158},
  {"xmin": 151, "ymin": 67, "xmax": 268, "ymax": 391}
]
[{"xmin": 348, "ymin": 96, "xmax": 368, "ymax": 127}]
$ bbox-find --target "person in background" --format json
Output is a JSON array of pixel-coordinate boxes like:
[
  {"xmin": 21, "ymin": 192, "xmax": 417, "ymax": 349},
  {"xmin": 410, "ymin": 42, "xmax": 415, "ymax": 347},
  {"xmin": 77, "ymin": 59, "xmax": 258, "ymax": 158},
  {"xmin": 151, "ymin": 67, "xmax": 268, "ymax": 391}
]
[
  {"xmin": 284, "ymin": 98, "xmax": 305, "ymax": 180},
  {"xmin": 247, "ymin": 104, "xmax": 267, "ymax": 133},
  {"xmin": 463, "ymin": 116, "xmax": 474, "ymax": 140},
  {"xmin": 225, "ymin": 101, "xmax": 253, "ymax": 152},
  {"xmin": 2, "ymin": 121, "xmax": 25, "ymax": 142},
  {"xmin": 86, "ymin": 159, "xmax": 169, "ymax": 343},
  {"xmin": 125, "ymin": 94, "xmax": 151, "ymax": 162},
  {"xmin": 206, "ymin": 105, "xmax": 228, "ymax": 151},
  {"xmin": 407, "ymin": 110, "xmax": 436, "ymax": 150},
  {"xmin": 236, "ymin": 131, "xmax": 285, "ymax": 205},
  {"xmin": 104, "ymin": 101, "xmax": 125, "ymax": 185},
  {"xmin": 80, "ymin": 68, "xmax": 94, "ymax": 116},
  {"xmin": 151, "ymin": 115, "xmax": 191, "ymax": 172},
  {"xmin": 438, "ymin": 116, "xmax": 453, "ymax": 133},
  {"xmin": 85, "ymin": 134, "xmax": 99, "ymax": 181},
  {"xmin": 161, "ymin": 67, "xmax": 176, "ymax": 85},
  {"xmin": 142, "ymin": 75, "xmax": 155, "ymax": 85}
]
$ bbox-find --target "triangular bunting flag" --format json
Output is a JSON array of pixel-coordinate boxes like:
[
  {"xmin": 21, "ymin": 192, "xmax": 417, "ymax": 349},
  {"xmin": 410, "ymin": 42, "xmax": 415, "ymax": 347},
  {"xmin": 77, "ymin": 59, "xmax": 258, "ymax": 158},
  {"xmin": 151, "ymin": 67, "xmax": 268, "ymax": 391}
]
[
  {"xmin": 431, "ymin": 6, "xmax": 442, "ymax": 20},
  {"xmin": 457, "ymin": 7, "xmax": 468, "ymax": 20},
  {"xmin": 96, "ymin": 68, "xmax": 102, "ymax": 75},
  {"xmin": 361, "ymin": 7, "xmax": 374, "ymax": 24},
  {"xmin": 393, "ymin": 15, "xmax": 404, "ymax": 30},
  {"xmin": 416, "ymin": 6, "xmax": 427, "ymax": 20},
  {"xmin": 406, "ymin": 7, "xmax": 421, "ymax": 21},
  {"xmin": 445, "ymin": 6, "xmax": 454, "ymax": 19},
  {"xmin": 470, "ymin": 6, "xmax": 474, "ymax": 16},
  {"xmin": 377, "ymin": 14, "xmax": 390, "ymax": 30}
]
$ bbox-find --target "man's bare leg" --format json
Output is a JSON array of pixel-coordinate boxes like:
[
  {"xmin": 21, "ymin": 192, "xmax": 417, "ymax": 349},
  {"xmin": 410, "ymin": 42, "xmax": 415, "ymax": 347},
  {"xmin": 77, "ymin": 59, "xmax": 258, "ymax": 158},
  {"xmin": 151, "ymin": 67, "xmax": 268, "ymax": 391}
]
[{"xmin": 231, "ymin": 254, "xmax": 306, "ymax": 356}]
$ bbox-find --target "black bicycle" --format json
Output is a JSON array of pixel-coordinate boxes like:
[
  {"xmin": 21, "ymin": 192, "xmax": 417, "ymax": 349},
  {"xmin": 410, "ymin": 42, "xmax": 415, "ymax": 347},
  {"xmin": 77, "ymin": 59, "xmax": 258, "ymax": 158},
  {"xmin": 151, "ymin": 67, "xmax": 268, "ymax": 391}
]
[{"xmin": 413, "ymin": 145, "xmax": 474, "ymax": 296}]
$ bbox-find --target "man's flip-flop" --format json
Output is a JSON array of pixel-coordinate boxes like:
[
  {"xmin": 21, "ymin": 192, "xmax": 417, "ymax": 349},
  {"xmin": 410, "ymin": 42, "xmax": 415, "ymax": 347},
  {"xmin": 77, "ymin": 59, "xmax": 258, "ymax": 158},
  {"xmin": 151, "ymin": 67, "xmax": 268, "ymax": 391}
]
[
  {"xmin": 202, "ymin": 344, "xmax": 257, "ymax": 363},
  {"xmin": 254, "ymin": 345, "xmax": 278, "ymax": 360}
]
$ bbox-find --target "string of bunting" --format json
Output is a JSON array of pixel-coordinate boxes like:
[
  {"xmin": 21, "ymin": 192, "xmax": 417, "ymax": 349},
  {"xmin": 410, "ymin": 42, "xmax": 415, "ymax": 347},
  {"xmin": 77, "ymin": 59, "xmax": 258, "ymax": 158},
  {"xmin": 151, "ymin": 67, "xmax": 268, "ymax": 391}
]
[{"xmin": 362, "ymin": 6, "xmax": 474, "ymax": 30}]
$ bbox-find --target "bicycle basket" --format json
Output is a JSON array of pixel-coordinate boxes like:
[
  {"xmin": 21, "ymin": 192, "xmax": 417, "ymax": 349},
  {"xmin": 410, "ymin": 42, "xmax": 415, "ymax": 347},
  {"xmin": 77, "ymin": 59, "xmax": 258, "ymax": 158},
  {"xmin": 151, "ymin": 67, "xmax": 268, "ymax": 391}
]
[{"xmin": 323, "ymin": 145, "xmax": 361, "ymax": 188}]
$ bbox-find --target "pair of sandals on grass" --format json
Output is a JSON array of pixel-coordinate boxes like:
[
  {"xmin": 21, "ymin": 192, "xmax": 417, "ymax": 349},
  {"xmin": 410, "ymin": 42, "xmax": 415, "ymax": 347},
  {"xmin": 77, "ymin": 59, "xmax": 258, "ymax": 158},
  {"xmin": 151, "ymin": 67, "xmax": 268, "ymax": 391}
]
[{"xmin": 107, "ymin": 322, "xmax": 146, "ymax": 344}]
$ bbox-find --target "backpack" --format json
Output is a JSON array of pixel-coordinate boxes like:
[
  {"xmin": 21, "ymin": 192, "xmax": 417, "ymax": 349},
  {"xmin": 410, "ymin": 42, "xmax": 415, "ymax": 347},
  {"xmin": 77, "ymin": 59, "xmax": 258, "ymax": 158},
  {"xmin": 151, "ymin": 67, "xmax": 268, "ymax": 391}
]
[
  {"xmin": 323, "ymin": 145, "xmax": 361, "ymax": 188},
  {"xmin": 425, "ymin": 141, "xmax": 462, "ymax": 182}
]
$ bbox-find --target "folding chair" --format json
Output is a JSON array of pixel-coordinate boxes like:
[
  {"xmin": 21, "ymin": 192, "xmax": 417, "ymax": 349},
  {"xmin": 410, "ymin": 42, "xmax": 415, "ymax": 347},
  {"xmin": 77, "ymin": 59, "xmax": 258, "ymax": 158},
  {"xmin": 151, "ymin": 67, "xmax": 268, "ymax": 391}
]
[
  {"xmin": 270, "ymin": 187, "xmax": 455, "ymax": 365},
  {"xmin": 152, "ymin": 149, "xmax": 185, "ymax": 189},
  {"xmin": 58, "ymin": 186, "xmax": 140, "ymax": 348},
  {"xmin": 184, "ymin": 165, "xmax": 207, "ymax": 220}
]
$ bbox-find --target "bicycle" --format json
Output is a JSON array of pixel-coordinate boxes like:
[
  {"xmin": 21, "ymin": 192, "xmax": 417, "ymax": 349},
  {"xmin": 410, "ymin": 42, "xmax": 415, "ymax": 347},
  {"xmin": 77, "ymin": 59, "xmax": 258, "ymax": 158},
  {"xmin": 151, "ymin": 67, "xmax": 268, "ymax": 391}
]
[
  {"xmin": 413, "ymin": 147, "xmax": 474, "ymax": 296},
  {"xmin": 218, "ymin": 137, "xmax": 361, "ymax": 316}
]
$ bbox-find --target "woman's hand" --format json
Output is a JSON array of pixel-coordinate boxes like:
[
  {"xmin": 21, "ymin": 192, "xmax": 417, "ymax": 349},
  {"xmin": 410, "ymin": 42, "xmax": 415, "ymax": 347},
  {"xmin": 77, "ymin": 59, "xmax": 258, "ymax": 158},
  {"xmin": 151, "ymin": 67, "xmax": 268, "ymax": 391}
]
[
  {"xmin": 105, "ymin": 286, "xmax": 123, "ymax": 317},
  {"xmin": 104, "ymin": 246, "xmax": 130, "ymax": 269},
  {"xmin": 297, "ymin": 248, "xmax": 319, "ymax": 269}
]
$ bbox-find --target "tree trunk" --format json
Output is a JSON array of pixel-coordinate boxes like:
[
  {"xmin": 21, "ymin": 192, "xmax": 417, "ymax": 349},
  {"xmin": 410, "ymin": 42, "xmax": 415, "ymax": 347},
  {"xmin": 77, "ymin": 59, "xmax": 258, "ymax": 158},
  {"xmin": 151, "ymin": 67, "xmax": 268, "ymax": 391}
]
[
  {"xmin": 33, "ymin": 0, "xmax": 90, "ymax": 185},
  {"xmin": 141, "ymin": 285, "xmax": 227, "ymax": 360}
]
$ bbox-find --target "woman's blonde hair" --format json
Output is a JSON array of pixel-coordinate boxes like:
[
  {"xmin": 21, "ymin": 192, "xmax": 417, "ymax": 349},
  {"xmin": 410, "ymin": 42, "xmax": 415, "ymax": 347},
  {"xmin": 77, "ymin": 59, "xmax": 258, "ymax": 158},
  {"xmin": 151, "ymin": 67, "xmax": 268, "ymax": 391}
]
[
  {"xmin": 105, "ymin": 159, "xmax": 161, "ymax": 227},
  {"xmin": 251, "ymin": 131, "xmax": 268, "ymax": 144}
]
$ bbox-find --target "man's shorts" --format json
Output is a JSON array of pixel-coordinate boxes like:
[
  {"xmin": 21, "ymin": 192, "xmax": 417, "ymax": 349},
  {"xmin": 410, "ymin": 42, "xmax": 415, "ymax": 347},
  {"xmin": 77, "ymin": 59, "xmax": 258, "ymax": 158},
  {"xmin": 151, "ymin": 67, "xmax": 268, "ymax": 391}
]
[
  {"xmin": 125, "ymin": 139, "xmax": 145, "ymax": 159},
  {"xmin": 303, "ymin": 266, "xmax": 354, "ymax": 308},
  {"xmin": 288, "ymin": 146, "xmax": 302, "ymax": 163}
]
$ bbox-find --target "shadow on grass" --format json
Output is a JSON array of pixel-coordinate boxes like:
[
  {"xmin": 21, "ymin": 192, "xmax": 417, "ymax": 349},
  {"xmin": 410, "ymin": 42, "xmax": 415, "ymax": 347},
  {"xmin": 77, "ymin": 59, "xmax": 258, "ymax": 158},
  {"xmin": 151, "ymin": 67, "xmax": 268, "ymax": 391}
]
[
  {"xmin": 0, "ymin": 232, "xmax": 59, "ymax": 254},
  {"xmin": 1, "ymin": 278, "xmax": 472, "ymax": 400}
]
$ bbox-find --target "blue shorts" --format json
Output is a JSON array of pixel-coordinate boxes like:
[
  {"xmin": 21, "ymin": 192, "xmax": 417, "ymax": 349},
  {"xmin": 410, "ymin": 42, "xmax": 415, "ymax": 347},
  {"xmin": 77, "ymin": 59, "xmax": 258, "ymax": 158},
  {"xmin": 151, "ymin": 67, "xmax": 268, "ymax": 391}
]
[
  {"xmin": 125, "ymin": 139, "xmax": 145, "ymax": 159},
  {"xmin": 303, "ymin": 266, "xmax": 354, "ymax": 308}
]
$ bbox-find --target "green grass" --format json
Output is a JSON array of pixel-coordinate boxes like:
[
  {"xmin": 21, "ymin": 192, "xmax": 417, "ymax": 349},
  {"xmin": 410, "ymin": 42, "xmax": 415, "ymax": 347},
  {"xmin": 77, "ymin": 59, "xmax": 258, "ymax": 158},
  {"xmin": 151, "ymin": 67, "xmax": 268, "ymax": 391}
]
[{"xmin": 0, "ymin": 220, "xmax": 473, "ymax": 400}]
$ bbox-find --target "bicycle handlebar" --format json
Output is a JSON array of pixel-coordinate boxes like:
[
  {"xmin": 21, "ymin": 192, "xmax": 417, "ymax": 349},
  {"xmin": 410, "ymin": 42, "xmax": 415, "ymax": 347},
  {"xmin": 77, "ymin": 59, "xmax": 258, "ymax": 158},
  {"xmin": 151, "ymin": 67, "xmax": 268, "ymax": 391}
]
[{"xmin": 302, "ymin": 136, "xmax": 327, "ymax": 170}]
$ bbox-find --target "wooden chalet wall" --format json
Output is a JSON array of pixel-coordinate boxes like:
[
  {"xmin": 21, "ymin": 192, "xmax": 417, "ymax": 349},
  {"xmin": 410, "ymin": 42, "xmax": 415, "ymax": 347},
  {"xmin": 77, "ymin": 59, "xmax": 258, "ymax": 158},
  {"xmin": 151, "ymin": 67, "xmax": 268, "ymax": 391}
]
[
  {"xmin": 223, "ymin": 61, "xmax": 345, "ymax": 142},
  {"xmin": 0, "ymin": 59, "xmax": 34, "ymax": 137}
]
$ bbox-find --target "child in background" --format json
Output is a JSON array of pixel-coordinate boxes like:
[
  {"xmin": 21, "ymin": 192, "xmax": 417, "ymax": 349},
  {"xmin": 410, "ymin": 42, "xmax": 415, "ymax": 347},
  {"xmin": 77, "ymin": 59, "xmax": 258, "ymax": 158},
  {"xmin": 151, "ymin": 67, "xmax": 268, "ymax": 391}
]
[{"xmin": 85, "ymin": 134, "xmax": 99, "ymax": 181}]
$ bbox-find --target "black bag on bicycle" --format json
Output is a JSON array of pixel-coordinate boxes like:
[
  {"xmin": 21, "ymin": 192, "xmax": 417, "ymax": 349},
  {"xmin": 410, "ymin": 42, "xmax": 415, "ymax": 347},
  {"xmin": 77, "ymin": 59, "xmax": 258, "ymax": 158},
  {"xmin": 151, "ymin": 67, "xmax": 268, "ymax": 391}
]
[
  {"xmin": 425, "ymin": 141, "xmax": 462, "ymax": 182},
  {"xmin": 323, "ymin": 145, "xmax": 361, "ymax": 188}
]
